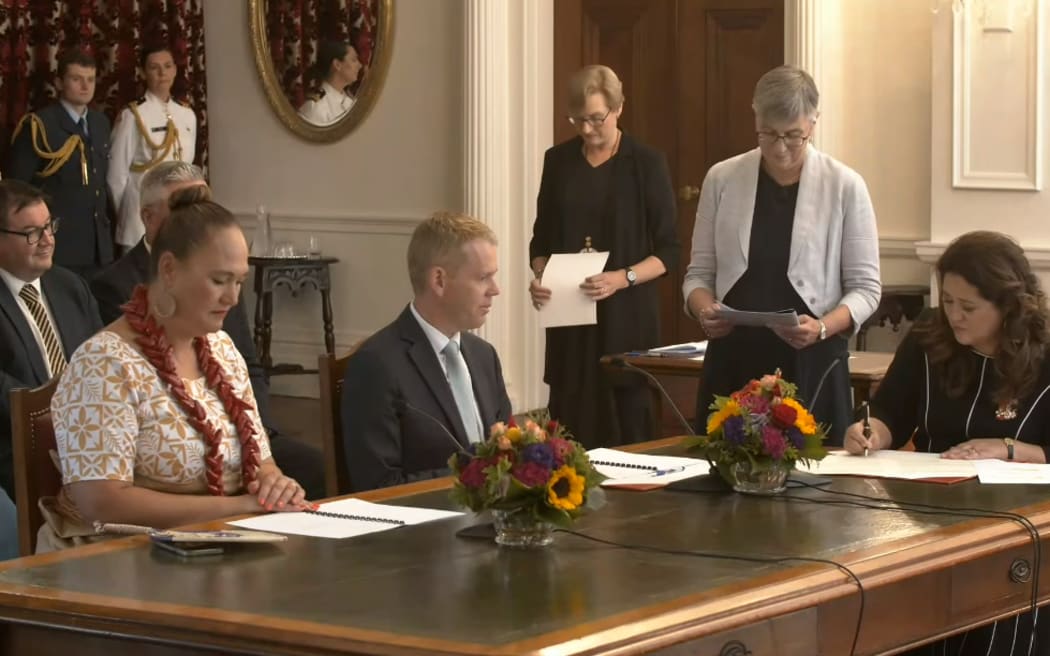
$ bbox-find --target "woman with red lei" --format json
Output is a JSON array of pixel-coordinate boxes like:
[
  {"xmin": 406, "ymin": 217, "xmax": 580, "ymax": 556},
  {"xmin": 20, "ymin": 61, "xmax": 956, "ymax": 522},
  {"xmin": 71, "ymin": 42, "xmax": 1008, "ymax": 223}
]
[{"xmin": 38, "ymin": 187, "xmax": 308, "ymax": 551}]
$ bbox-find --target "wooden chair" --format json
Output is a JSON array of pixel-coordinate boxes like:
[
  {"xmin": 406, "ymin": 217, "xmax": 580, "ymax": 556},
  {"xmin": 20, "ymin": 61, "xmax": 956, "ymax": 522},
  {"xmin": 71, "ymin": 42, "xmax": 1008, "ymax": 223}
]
[
  {"xmin": 318, "ymin": 343, "xmax": 363, "ymax": 497},
  {"xmin": 10, "ymin": 378, "xmax": 61, "ymax": 556}
]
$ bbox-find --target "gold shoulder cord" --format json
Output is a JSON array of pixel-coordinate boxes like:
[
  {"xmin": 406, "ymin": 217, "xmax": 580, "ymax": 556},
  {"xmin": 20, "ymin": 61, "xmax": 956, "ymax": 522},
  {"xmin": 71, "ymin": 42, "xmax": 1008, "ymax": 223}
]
[
  {"xmin": 127, "ymin": 102, "xmax": 181, "ymax": 173},
  {"xmin": 10, "ymin": 114, "xmax": 89, "ymax": 185}
]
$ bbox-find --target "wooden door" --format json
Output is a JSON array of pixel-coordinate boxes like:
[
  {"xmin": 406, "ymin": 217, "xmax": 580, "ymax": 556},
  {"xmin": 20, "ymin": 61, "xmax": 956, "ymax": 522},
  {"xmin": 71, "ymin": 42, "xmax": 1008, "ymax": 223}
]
[{"xmin": 554, "ymin": 0, "xmax": 784, "ymax": 345}]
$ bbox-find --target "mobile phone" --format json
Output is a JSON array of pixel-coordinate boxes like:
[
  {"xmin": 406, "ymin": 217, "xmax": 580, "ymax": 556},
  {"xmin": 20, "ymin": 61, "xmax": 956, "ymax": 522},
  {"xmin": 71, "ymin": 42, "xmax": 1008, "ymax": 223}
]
[{"xmin": 152, "ymin": 540, "xmax": 225, "ymax": 558}]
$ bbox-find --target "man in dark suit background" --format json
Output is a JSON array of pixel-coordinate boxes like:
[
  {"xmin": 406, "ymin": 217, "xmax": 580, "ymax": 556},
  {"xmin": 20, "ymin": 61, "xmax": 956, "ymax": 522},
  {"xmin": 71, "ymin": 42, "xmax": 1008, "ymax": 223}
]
[
  {"xmin": 8, "ymin": 49, "xmax": 112, "ymax": 279},
  {"xmin": 0, "ymin": 180, "xmax": 102, "ymax": 501},
  {"xmin": 90, "ymin": 161, "xmax": 326, "ymax": 500},
  {"xmin": 341, "ymin": 211, "xmax": 512, "ymax": 492}
]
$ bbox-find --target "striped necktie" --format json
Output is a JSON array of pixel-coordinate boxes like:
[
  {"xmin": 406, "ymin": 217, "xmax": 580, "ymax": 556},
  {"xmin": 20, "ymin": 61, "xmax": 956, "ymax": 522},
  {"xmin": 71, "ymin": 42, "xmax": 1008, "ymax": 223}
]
[{"xmin": 18, "ymin": 284, "xmax": 66, "ymax": 377}]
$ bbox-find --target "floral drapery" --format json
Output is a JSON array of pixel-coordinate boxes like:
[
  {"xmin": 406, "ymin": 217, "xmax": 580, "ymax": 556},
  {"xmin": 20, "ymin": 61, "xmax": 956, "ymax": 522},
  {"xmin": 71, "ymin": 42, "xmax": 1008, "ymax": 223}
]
[
  {"xmin": 266, "ymin": 0, "xmax": 377, "ymax": 109},
  {"xmin": 0, "ymin": 0, "xmax": 209, "ymax": 174}
]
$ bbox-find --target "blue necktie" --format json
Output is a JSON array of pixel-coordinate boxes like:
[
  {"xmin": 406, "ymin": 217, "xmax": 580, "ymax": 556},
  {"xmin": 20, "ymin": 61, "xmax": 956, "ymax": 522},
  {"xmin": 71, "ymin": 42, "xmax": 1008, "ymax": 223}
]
[{"xmin": 442, "ymin": 340, "xmax": 482, "ymax": 443}]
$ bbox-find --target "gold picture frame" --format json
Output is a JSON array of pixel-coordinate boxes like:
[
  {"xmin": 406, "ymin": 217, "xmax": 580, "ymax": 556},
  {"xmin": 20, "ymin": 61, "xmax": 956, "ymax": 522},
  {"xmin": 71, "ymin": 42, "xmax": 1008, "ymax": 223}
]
[{"xmin": 248, "ymin": 0, "xmax": 394, "ymax": 142}]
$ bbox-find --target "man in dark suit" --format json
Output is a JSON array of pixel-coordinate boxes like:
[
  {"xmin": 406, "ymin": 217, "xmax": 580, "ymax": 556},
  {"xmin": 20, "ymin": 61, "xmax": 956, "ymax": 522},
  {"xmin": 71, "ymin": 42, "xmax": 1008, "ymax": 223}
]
[
  {"xmin": 0, "ymin": 180, "xmax": 102, "ymax": 500},
  {"xmin": 342, "ymin": 211, "xmax": 512, "ymax": 492},
  {"xmin": 90, "ymin": 162, "xmax": 326, "ymax": 500},
  {"xmin": 8, "ymin": 49, "xmax": 112, "ymax": 280}
]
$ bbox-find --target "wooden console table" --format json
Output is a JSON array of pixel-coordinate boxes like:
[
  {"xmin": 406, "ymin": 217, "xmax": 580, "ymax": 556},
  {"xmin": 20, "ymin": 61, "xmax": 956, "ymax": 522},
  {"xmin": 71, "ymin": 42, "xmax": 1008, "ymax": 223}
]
[
  {"xmin": 249, "ymin": 256, "xmax": 339, "ymax": 377},
  {"xmin": 856, "ymin": 284, "xmax": 930, "ymax": 351}
]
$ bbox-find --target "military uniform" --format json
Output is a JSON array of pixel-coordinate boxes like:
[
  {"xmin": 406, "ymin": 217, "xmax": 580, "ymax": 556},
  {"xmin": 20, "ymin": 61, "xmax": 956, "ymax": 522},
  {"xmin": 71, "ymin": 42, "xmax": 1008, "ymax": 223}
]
[
  {"xmin": 298, "ymin": 82, "xmax": 355, "ymax": 126},
  {"xmin": 8, "ymin": 102, "xmax": 112, "ymax": 278},
  {"xmin": 108, "ymin": 91, "xmax": 196, "ymax": 248}
]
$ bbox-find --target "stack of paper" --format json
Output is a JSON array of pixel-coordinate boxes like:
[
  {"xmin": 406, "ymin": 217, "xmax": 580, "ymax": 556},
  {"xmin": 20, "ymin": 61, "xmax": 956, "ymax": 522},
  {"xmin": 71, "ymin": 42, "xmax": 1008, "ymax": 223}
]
[
  {"xmin": 646, "ymin": 341, "xmax": 708, "ymax": 358},
  {"xmin": 974, "ymin": 460, "xmax": 1050, "ymax": 484},
  {"xmin": 229, "ymin": 498, "xmax": 463, "ymax": 539},
  {"xmin": 797, "ymin": 450, "xmax": 983, "ymax": 481},
  {"xmin": 588, "ymin": 448, "xmax": 709, "ymax": 489}
]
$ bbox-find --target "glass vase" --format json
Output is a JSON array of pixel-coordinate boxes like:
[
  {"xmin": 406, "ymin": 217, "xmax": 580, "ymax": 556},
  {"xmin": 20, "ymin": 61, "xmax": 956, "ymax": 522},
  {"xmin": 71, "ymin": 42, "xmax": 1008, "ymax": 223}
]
[
  {"xmin": 728, "ymin": 459, "xmax": 791, "ymax": 495},
  {"xmin": 492, "ymin": 509, "xmax": 554, "ymax": 548}
]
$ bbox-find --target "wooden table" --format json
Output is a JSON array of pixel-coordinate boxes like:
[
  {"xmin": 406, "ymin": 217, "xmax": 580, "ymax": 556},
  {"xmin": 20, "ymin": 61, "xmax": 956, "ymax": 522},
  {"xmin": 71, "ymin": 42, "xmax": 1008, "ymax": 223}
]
[
  {"xmin": 249, "ymin": 256, "xmax": 339, "ymax": 377},
  {"xmin": 603, "ymin": 351, "xmax": 894, "ymax": 436},
  {"xmin": 0, "ymin": 438, "xmax": 1048, "ymax": 656}
]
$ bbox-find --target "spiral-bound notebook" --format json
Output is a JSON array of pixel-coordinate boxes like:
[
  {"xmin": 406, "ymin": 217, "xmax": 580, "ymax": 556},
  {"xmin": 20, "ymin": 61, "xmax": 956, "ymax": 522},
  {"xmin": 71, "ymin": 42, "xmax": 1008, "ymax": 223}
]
[
  {"xmin": 228, "ymin": 498, "xmax": 463, "ymax": 539},
  {"xmin": 588, "ymin": 448, "xmax": 709, "ymax": 490}
]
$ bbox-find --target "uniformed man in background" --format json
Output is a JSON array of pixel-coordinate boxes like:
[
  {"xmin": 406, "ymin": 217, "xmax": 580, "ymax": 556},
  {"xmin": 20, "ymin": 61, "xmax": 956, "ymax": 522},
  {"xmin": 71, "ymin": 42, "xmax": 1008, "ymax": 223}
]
[{"xmin": 108, "ymin": 44, "xmax": 197, "ymax": 252}]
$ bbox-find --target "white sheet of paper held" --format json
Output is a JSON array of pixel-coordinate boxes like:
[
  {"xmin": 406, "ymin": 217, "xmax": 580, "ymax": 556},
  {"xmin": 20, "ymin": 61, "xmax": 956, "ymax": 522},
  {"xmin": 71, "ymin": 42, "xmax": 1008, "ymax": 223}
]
[
  {"xmin": 538, "ymin": 251, "xmax": 610, "ymax": 328},
  {"xmin": 713, "ymin": 305, "xmax": 800, "ymax": 328}
]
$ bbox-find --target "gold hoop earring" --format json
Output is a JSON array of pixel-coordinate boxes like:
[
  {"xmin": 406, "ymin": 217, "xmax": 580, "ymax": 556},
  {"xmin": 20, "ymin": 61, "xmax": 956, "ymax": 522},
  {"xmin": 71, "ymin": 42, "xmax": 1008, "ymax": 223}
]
[{"xmin": 153, "ymin": 289, "xmax": 177, "ymax": 319}]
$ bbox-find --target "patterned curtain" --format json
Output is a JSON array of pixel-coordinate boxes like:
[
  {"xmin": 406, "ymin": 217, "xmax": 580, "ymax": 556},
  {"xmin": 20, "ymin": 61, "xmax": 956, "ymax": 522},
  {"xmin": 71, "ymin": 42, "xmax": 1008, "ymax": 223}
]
[
  {"xmin": 266, "ymin": 0, "xmax": 377, "ymax": 108},
  {"xmin": 0, "ymin": 0, "xmax": 209, "ymax": 174}
]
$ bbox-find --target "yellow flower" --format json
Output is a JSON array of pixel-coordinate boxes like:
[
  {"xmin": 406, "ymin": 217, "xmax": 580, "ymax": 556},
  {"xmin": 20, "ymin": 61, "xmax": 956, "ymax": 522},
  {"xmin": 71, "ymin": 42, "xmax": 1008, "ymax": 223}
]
[
  {"xmin": 506, "ymin": 427, "xmax": 523, "ymax": 443},
  {"xmin": 706, "ymin": 399, "xmax": 741, "ymax": 435},
  {"xmin": 782, "ymin": 397, "xmax": 817, "ymax": 435},
  {"xmin": 547, "ymin": 466, "xmax": 585, "ymax": 511}
]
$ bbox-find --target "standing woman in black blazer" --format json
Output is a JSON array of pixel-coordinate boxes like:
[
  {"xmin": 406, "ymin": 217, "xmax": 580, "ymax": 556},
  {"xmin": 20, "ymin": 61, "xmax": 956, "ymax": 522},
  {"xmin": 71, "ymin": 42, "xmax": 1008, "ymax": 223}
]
[{"xmin": 528, "ymin": 65, "xmax": 679, "ymax": 448}]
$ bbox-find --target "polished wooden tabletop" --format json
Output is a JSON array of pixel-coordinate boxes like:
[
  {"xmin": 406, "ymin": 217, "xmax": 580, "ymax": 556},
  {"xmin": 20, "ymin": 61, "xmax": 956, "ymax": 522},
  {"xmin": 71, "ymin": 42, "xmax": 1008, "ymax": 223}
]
[{"xmin": 1, "ymin": 438, "xmax": 1049, "ymax": 655}]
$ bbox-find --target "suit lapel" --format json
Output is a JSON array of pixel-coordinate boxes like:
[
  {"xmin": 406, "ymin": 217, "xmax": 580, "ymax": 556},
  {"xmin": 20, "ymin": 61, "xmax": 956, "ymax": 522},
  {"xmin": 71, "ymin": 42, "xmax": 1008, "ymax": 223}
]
[
  {"xmin": 788, "ymin": 145, "xmax": 820, "ymax": 273},
  {"xmin": 735, "ymin": 149, "xmax": 763, "ymax": 264},
  {"xmin": 0, "ymin": 280, "xmax": 49, "ymax": 383},
  {"xmin": 397, "ymin": 308, "xmax": 470, "ymax": 447}
]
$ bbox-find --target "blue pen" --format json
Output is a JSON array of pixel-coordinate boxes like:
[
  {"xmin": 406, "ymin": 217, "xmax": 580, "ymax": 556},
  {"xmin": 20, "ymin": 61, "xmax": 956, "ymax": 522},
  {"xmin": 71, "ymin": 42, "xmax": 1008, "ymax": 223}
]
[{"xmin": 652, "ymin": 466, "xmax": 686, "ymax": 477}]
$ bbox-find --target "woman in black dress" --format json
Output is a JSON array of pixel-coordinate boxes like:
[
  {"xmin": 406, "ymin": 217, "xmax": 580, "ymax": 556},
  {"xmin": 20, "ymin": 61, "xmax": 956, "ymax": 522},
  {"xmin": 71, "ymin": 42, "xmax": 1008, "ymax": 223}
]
[
  {"xmin": 683, "ymin": 65, "xmax": 881, "ymax": 444},
  {"xmin": 845, "ymin": 231, "xmax": 1050, "ymax": 655},
  {"xmin": 528, "ymin": 65, "xmax": 678, "ymax": 448}
]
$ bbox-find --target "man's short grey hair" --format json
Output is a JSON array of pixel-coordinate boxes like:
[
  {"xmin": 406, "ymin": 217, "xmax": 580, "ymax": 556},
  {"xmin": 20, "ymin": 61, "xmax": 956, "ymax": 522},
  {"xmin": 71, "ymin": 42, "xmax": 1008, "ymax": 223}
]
[
  {"xmin": 139, "ymin": 161, "xmax": 206, "ymax": 210},
  {"xmin": 752, "ymin": 65, "xmax": 819, "ymax": 125}
]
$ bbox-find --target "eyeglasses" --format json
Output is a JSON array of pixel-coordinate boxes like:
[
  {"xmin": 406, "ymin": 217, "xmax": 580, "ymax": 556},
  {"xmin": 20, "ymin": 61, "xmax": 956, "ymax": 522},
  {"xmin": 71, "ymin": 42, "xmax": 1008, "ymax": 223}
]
[
  {"xmin": 756, "ymin": 130, "xmax": 810, "ymax": 149},
  {"xmin": 0, "ymin": 217, "xmax": 61, "ymax": 245},
  {"xmin": 567, "ymin": 108, "xmax": 612, "ymax": 128}
]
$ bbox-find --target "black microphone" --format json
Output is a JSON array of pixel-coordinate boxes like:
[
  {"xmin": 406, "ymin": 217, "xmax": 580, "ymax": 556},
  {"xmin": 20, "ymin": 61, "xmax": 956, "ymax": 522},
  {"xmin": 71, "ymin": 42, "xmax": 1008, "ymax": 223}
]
[
  {"xmin": 808, "ymin": 352, "xmax": 848, "ymax": 411},
  {"xmin": 609, "ymin": 357, "xmax": 696, "ymax": 437},
  {"xmin": 393, "ymin": 398, "xmax": 472, "ymax": 455}
]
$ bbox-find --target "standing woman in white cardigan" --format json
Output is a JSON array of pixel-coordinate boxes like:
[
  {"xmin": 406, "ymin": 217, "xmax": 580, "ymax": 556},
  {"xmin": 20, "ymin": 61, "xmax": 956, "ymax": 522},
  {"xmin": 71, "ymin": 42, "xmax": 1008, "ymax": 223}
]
[{"xmin": 682, "ymin": 66, "xmax": 881, "ymax": 444}]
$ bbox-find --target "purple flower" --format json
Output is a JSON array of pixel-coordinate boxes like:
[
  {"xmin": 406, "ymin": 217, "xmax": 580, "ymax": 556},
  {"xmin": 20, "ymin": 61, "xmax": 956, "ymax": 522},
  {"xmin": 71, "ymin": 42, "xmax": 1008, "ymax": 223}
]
[
  {"xmin": 762, "ymin": 426, "xmax": 787, "ymax": 460},
  {"xmin": 785, "ymin": 426, "xmax": 804, "ymax": 449},
  {"xmin": 521, "ymin": 442, "xmax": 556, "ymax": 469},
  {"xmin": 723, "ymin": 416, "xmax": 746, "ymax": 445}
]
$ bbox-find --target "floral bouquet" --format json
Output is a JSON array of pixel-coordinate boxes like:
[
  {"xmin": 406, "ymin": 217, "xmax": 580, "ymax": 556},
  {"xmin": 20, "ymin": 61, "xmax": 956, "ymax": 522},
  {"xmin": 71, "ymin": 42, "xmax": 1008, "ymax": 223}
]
[
  {"xmin": 448, "ymin": 413, "xmax": 605, "ymax": 545},
  {"xmin": 683, "ymin": 370, "xmax": 828, "ymax": 493}
]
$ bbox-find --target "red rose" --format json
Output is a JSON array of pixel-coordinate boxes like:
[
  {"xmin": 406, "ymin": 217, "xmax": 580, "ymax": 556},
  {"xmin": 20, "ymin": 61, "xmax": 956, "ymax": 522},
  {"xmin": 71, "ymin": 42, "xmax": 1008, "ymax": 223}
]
[
  {"xmin": 459, "ymin": 458, "xmax": 489, "ymax": 489},
  {"xmin": 771, "ymin": 402, "xmax": 798, "ymax": 428}
]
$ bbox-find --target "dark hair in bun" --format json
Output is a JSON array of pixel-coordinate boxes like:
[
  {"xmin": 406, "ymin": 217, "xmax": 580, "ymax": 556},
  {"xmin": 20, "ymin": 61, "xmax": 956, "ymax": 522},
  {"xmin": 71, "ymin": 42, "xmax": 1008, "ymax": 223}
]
[{"xmin": 149, "ymin": 185, "xmax": 240, "ymax": 280}]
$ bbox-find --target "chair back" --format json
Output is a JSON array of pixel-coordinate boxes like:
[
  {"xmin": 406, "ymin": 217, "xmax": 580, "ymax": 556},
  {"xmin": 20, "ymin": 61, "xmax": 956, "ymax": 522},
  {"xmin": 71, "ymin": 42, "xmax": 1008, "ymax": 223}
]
[
  {"xmin": 11, "ymin": 378, "xmax": 61, "ymax": 556},
  {"xmin": 318, "ymin": 344, "xmax": 362, "ymax": 497}
]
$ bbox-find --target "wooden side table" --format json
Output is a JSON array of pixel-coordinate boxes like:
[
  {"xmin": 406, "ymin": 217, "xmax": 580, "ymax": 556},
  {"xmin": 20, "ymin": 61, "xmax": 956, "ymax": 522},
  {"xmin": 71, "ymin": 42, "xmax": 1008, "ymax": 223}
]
[
  {"xmin": 249, "ymin": 256, "xmax": 339, "ymax": 377},
  {"xmin": 856, "ymin": 284, "xmax": 930, "ymax": 351}
]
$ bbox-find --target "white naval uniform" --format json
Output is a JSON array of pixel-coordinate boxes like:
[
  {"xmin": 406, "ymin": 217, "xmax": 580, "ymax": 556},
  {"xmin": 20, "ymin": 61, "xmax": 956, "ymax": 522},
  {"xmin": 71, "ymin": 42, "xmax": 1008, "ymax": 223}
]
[
  {"xmin": 108, "ymin": 91, "xmax": 197, "ymax": 247},
  {"xmin": 297, "ymin": 81, "xmax": 355, "ymax": 126}
]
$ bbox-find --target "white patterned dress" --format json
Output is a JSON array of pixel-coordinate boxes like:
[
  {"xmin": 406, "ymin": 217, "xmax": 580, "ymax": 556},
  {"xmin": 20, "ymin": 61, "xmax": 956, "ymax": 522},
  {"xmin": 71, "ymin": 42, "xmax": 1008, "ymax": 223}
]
[{"xmin": 38, "ymin": 330, "xmax": 272, "ymax": 550}]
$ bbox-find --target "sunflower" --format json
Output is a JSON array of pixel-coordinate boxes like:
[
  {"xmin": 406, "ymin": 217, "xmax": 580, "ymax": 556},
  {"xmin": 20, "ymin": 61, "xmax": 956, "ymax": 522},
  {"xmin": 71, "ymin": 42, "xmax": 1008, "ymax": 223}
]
[
  {"xmin": 781, "ymin": 397, "xmax": 817, "ymax": 435},
  {"xmin": 706, "ymin": 399, "xmax": 741, "ymax": 435},
  {"xmin": 547, "ymin": 466, "xmax": 585, "ymax": 511}
]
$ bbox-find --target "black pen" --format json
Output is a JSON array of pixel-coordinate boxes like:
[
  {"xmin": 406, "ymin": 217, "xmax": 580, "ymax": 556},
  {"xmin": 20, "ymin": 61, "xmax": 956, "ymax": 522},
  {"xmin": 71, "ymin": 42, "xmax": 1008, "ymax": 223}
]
[{"xmin": 861, "ymin": 401, "xmax": 872, "ymax": 457}]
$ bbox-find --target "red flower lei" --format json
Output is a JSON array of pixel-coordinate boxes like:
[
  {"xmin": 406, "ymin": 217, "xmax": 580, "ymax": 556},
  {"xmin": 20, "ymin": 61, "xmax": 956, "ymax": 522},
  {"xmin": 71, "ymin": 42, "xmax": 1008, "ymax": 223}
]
[{"xmin": 122, "ymin": 284, "xmax": 261, "ymax": 496}]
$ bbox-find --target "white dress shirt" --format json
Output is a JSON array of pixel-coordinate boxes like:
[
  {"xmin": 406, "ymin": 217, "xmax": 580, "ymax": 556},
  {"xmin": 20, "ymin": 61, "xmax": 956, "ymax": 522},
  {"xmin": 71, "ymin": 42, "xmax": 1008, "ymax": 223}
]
[{"xmin": 297, "ymin": 81, "xmax": 355, "ymax": 126}]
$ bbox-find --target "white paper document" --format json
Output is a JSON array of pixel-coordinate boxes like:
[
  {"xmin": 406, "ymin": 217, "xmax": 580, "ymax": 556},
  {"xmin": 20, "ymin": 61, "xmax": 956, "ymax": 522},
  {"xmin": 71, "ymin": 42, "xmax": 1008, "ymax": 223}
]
[
  {"xmin": 228, "ymin": 498, "xmax": 463, "ymax": 539},
  {"xmin": 797, "ymin": 450, "xmax": 984, "ymax": 480},
  {"xmin": 713, "ymin": 305, "xmax": 799, "ymax": 328},
  {"xmin": 588, "ymin": 448, "xmax": 710, "ymax": 487},
  {"xmin": 646, "ymin": 341, "xmax": 708, "ymax": 357},
  {"xmin": 538, "ymin": 251, "xmax": 610, "ymax": 328},
  {"xmin": 974, "ymin": 460, "xmax": 1050, "ymax": 484}
]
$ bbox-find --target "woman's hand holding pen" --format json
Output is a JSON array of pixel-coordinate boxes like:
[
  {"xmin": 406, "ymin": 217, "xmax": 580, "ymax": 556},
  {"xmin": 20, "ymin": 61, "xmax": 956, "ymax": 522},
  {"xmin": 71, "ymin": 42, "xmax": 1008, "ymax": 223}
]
[{"xmin": 843, "ymin": 415, "xmax": 892, "ymax": 456}]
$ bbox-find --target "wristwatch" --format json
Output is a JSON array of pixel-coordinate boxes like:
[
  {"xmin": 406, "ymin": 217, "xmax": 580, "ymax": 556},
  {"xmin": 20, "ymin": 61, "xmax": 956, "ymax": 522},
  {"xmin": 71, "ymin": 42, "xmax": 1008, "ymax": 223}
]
[
  {"xmin": 818, "ymin": 320, "xmax": 827, "ymax": 341},
  {"xmin": 1004, "ymin": 437, "xmax": 1016, "ymax": 461},
  {"xmin": 625, "ymin": 267, "xmax": 637, "ymax": 287}
]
